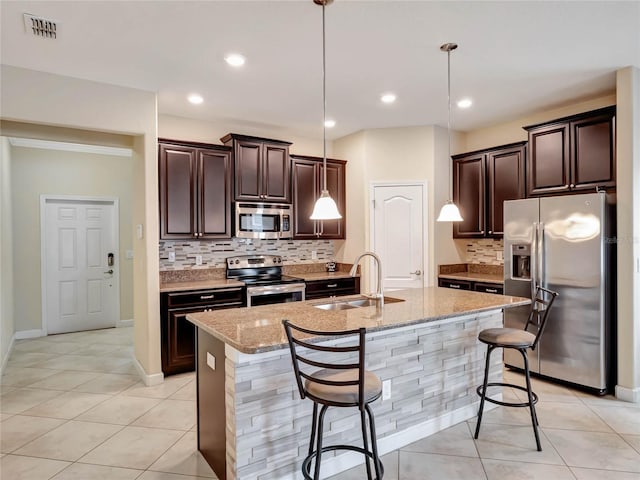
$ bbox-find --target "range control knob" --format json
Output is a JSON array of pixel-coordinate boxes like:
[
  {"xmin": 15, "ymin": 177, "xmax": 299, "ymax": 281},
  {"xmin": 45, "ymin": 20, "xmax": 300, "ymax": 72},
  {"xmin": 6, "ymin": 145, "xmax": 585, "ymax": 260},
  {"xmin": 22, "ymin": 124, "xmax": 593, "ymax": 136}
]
[
  {"xmin": 235, "ymin": 259, "xmax": 240, "ymax": 264},
  {"xmin": 278, "ymin": 258, "xmax": 282, "ymax": 263}
]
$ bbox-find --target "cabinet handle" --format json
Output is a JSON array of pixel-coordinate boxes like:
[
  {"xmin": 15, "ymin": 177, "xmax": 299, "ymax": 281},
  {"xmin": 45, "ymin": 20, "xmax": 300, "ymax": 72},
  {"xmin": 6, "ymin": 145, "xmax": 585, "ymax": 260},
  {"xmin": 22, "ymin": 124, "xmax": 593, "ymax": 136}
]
[
  {"xmin": 327, "ymin": 283, "xmax": 338, "ymax": 288},
  {"xmin": 449, "ymin": 284, "xmax": 461, "ymax": 289},
  {"xmin": 486, "ymin": 288, "xmax": 498, "ymax": 293},
  {"xmin": 200, "ymin": 294, "xmax": 215, "ymax": 300},
  {"xmin": 570, "ymin": 184, "xmax": 575, "ymax": 188},
  {"xmin": 481, "ymin": 231, "xmax": 485, "ymax": 234},
  {"xmin": 488, "ymin": 231, "xmax": 492, "ymax": 234}
]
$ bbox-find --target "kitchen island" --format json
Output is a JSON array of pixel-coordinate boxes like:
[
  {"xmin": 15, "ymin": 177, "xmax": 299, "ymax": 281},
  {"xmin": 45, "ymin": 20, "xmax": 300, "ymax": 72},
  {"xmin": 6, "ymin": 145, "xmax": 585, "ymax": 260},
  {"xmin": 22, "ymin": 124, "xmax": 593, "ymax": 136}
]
[{"xmin": 187, "ymin": 287, "xmax": 529, "ymax": 480}]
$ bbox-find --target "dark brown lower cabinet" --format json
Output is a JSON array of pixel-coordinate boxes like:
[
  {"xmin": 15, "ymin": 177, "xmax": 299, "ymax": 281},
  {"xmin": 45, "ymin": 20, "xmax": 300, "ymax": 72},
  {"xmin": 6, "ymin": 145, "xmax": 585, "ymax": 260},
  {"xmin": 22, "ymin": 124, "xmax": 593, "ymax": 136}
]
[
  {"xmin": 305, "ymin": 277, "xmax": 360, "ymax": 300},
  {"xmin": 160, "ymin": 287, "xmax": 244, "ymax": 376},
  {"xmin": 438, "ymin": 278, "xmax": 503, "ymax": 294}
]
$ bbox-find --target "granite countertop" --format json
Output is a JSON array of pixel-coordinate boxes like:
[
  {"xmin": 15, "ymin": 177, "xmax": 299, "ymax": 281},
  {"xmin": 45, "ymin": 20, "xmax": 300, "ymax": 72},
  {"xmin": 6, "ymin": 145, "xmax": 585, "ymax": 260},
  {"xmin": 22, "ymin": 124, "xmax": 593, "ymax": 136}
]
[
  {"xmin": 187, "ymin": 287, "xmax": 529, "ymax": 354},
  {"xmin": 160, "ymin": 278, "xmax": 245, "ymax": 293},
  {"xmin": 438, "ymin": 263, "xmax": 504, "ymax": 285},
  {"xmin": 293, "ymin": 271, "xmax": 356, "ymax": 281},
  {"xmin": 437, "ymin": 272, "xmax": 504, "ymax": 284}
]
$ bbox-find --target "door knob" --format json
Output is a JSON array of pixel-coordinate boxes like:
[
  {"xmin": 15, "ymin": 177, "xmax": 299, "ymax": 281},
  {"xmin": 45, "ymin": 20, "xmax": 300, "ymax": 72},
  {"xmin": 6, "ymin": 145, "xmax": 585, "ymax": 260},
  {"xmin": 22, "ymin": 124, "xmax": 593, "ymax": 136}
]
[
  {"xmin": 104, "ymin": 269, "xmax": 113, "ymax": 275},
  {"xmin": 410, "ymin": 270, "xmax": 422, "ymax": 275}
]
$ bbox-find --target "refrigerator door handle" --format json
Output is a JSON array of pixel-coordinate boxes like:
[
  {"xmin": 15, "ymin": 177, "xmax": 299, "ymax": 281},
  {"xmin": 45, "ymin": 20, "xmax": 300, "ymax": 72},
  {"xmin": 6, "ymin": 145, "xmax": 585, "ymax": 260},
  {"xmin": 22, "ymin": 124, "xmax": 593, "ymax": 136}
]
[
  {"xmin": 531, "ymin": 222, "xmax": 538, "ymax": 299},
  {"xmin": 538, "ymin": 222, "xmax": 545, "ymax": 291}
]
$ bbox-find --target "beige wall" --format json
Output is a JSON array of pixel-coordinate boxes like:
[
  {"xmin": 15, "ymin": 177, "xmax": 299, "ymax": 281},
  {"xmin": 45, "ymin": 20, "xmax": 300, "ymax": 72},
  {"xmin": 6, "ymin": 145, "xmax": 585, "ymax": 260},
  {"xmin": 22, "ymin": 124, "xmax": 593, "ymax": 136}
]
[
  {"xmin": 1, "ymin": 137, "xmax": 14, "ymax": 371},
  {"xmin": 10, "ymin": 146, "xmax": 134, "ymax": 332},
  {"xmin": 158, "ymin": 114, "xmax": 326, "ymax": 157},
  {"xmin": 334, "ymin": 126, "xmax": 464, "ymax": 289},
  {"xmin": 615, "ymin": 66, "xmax": 640, "ymax": 401},
  {"xmin": 462, "ymin": 94, "xmax": 616, "ymax": 153},
  {"xmin": 0, "ymin": 65, "xmax": 161, "ymax": 382}
]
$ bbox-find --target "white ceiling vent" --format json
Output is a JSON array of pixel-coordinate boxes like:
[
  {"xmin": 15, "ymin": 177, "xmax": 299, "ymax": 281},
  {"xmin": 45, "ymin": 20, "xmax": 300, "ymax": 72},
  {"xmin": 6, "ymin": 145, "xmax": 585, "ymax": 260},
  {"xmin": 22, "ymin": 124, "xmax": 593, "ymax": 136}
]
[{"xmin": 23, "ymin": 13, "xmax": 57, "ymax": 39}]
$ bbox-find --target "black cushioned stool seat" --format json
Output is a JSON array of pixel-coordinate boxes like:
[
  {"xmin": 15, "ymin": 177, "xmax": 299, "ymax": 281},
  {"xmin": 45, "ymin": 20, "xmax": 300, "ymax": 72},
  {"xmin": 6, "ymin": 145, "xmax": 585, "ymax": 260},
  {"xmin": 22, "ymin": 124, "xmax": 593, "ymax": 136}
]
[
  {"xmin": 474, "ymin": 286, "xmax": 558, "ymax": 452},
  {"xmin": 283, "ymin": 320, "xmax": 384, "ymax": 480}
]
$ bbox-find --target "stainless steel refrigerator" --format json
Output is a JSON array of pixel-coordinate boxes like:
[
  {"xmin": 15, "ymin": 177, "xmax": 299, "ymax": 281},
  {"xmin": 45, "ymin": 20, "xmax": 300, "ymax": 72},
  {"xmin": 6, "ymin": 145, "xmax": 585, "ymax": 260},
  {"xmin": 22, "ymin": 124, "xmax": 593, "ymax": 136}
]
[{"xmin": 503, "ymin": 192, "xmax": 616, "ymax": 393}]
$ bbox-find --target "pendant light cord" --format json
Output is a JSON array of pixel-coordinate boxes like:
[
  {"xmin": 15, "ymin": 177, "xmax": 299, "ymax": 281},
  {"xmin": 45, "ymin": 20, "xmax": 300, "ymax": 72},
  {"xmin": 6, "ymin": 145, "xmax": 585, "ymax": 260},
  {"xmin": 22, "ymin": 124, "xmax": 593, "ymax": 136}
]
[
  {"xmin": 447, "ymin": 47, "xmax": 452, "ymax": 201},
  {"xmin": 322, "ymin": 2, "xmax": 328, "ymax": 192}
]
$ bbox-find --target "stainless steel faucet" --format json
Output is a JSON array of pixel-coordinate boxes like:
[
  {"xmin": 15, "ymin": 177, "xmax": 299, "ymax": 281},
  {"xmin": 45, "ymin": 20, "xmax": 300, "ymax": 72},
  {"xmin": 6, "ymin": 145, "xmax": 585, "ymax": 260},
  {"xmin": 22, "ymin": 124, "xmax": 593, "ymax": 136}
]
[{"xmin": 349, "ymin": 251, "xmax": 384, "ymax": 307}]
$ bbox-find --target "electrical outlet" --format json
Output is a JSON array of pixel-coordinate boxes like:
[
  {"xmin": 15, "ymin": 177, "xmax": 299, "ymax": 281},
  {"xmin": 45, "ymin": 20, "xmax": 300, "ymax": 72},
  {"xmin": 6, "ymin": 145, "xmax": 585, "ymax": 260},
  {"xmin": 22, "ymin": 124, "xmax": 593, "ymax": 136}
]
[
  {"xmin": 195, "ymin": 254, "xmax": 203, "ymax": 266},
  {"xmin": 168, "ymin": 251, "xmax": 175, "ymax": 262},
  {"xmin": 382, "ymin": 380, "xmax": 391, "ymax": 401},
  {"xmin": 311, "ymin": 250, "xmax": 318, "ymax": 260},
  {"xmin": 497, "ymin": 251, "xmax": 503, "ymax": 261}
]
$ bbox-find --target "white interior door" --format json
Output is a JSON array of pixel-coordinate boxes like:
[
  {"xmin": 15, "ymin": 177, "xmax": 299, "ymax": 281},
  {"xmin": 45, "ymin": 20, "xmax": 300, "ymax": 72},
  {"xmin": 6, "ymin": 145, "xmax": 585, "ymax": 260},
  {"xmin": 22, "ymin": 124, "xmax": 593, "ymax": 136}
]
[
  {"xmin": 42, "ymin": 196, "xmax": 119, "ymax": 334},
  {"xmin": 372, "ymin": 184, "xmax": 425, "ymax": 290}
]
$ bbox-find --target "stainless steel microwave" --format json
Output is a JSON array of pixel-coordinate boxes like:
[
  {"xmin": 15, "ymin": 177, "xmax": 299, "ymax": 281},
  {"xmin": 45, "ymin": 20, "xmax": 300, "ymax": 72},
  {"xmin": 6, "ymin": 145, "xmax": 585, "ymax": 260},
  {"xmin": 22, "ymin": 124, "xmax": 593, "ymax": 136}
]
[{"xmin": 235, "ymin": 203, "xmax": 293, "ymax": 239}]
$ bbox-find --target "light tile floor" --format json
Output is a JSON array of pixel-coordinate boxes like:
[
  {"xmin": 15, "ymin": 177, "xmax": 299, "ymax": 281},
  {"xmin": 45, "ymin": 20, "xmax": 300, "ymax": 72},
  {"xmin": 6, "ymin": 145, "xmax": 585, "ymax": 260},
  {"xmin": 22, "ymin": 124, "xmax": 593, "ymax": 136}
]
[{"xmin": 1, "ymin": 327, "xmax": 639, "ymax": 480}]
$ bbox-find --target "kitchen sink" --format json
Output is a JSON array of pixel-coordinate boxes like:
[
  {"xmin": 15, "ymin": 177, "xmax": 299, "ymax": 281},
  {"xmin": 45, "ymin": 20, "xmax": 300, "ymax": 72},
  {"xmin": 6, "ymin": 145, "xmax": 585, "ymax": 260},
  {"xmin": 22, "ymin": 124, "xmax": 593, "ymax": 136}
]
[{"xmin": 312, "ymin": 295, "xmax": 404, "ymax": 311}]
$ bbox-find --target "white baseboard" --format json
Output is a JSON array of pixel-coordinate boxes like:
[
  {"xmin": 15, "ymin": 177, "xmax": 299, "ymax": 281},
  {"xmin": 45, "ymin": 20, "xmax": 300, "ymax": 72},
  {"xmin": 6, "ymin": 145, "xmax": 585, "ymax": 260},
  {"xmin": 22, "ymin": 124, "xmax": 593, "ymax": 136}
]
[
  {"xmin": 616, "ymin": 384, "xmax": 640, "ymax": 403},
  {"xmin": 117, "ymin": 319, "xmax": 133, "ymax": 328},
  {"xmin": 133, "ymin": 355, "xmax": 164, "ymax": 386},
  {"xmin": 15, "ymin": 329, "xmax": 46, "ymax": 340},
  {"xmin": 1, "ymin": 333, "xmax": 16, "ymax": 375}
]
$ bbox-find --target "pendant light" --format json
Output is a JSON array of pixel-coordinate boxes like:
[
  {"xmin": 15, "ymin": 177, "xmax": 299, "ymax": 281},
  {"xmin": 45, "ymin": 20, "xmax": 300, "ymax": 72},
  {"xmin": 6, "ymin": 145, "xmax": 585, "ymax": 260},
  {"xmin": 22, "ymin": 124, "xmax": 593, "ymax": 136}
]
[
  {"xmin": 436, "ymin": 42, "xmax": 463, "ymax": 223},
  {"xmin": 310, "ymin": 0, "xmax": 342, "ymax": 221}
]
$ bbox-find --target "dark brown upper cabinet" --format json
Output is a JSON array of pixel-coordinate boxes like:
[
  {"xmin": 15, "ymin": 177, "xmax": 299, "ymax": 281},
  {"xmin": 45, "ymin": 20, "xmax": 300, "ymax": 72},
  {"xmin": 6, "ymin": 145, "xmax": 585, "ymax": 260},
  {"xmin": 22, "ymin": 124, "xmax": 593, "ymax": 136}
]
[
  {"xmin": 159, "ymin": 140, "xmax": 232, "ymax": 240},
  {"xmin": 221, "ymin": 133, "xmax": 292, "ymax": 203},
  {"xmin": 453, "ymin": 142, "xmax": 526, "ymax": 238},
  {"xmin": 524, "ymin": 106, "xmax": 615, "ymax": 196},
  {"xmin": 291, "ymin": 154, "xmax": 346, "ymax": 239}
]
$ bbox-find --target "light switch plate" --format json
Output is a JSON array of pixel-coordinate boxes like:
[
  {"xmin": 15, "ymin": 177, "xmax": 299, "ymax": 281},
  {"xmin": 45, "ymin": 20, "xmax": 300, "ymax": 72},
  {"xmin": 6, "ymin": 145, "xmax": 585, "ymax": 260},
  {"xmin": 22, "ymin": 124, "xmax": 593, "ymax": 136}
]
[
  {"xmin": 195, "ymin": 255, "xmax": 203, "ymax": 266},
  {"xmin": 497, "ymin": 251, "xmax": 503, "ymax": 261},
  {"xmin": 207, "ymin": 352, "xmax": 216, "ymax": 370}
]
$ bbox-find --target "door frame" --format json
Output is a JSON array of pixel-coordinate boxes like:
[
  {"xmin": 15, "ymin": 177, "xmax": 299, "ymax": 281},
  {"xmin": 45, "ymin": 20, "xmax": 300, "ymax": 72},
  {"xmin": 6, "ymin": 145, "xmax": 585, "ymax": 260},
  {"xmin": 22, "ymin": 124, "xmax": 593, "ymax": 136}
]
[
  {"xmin": 40, "ymin": 194, "xmax": 120, "ymax": 335},
  {"xmin": 369, "ymin": 181, "xmax": 429, "ymax": 291}
]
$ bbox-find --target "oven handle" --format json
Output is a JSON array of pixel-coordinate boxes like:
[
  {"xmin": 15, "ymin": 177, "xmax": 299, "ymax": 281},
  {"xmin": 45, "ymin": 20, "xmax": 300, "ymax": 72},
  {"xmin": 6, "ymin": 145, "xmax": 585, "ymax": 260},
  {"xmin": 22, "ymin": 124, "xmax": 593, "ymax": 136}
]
[{"xmin": 246, "ymin": 283, "xmax": 306, "ymax": 307}]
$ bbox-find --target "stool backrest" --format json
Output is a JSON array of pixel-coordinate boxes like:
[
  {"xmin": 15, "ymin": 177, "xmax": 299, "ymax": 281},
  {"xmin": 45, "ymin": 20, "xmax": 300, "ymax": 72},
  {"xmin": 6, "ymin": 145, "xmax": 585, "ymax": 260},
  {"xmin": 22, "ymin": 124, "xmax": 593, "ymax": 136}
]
[
  {"xmin": 282, "ymin": 319, "xmax": 367, "ymax": 408},
  {"xmin": 524, "ymin": 286, "xmax": 559, "ymax": 350}
]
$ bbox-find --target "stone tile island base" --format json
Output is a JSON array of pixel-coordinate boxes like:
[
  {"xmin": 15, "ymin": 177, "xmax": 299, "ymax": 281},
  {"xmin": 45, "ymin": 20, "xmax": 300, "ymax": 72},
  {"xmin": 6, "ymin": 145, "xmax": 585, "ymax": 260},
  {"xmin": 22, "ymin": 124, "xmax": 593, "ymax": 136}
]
[{"xmin": 196, "ymin": 310, "xmax": 503, "ymax": 480}]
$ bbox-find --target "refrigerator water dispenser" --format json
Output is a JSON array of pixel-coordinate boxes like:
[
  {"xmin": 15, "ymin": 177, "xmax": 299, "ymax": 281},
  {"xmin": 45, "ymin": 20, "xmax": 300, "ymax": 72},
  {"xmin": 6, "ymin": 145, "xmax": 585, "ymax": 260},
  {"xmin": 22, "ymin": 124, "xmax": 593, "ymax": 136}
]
[{"xmin": 512, "ymin": 244, "xmax": 531, "ymax": 279}]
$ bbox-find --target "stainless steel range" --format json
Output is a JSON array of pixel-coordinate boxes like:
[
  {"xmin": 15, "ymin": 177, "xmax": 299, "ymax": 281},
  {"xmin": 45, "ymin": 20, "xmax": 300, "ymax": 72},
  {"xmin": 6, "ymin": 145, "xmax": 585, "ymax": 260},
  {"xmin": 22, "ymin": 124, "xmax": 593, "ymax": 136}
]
[{"xmin": 226, "ymin": 255, "xmax": 305, "ymax": 307}]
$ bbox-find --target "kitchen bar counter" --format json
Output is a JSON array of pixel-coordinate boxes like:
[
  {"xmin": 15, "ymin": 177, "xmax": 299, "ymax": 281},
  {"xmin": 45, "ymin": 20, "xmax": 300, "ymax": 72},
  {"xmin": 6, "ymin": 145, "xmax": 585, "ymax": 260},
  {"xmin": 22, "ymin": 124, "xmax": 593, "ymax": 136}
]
[
  {"xmin": 188, "ymin": 288, "xmax": 529, "ymax": 480},
  {"xmin": 187, "ymin": 287, "xmax": 527, "ymax": 354}
]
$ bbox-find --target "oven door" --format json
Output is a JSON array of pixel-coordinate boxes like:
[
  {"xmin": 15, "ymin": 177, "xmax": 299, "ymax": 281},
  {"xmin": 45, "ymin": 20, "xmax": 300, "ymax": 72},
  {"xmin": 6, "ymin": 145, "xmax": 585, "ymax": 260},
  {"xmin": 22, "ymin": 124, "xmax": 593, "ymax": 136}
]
[{"xmin": 246, "ymin": 283, "xmax": 306, "ymax": 307}]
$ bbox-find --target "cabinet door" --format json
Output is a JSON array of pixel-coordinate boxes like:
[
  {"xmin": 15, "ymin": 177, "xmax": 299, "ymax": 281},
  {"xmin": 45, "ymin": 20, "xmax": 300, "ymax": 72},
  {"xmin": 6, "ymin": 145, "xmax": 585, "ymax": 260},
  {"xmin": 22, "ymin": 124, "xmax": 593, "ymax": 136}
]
[
  {"xmin": 305, "ymin": 277, "xmax": 359, "ymax": 299},
  {"xmin": 199, "ymin": 149, "xmax": 232, "ymax": 238},
  {"xmin": 317, "ymin": 161, "xmax": 345, "ymax": 239},
  {"xmin": 162, "ymin": 307, "xmax": 198, "ymax": 375},
  {"xmin": 262, "ymin": 143, "xmax": 291, "ymax": 202},
  {"xmin": 486, "ymin": 145, "xmax": 525, "ymax": 236},
  {"xmin": 438, "ymin": 278, "xmax": 472, "ymax": 290},
  {"xmin": 527, "ymin": 123, "xmax": 571, "ymax": 196},
  {"xmin": 234, "ymin": 140, "xmax": 262, "ymax": 201},
  {"xmin": 453, "ymin": 154, "xmax": 485, "ymax": 238},
  {"xmin": 292, "ymin": 159, "xmax": 319, "ymax": 238},
  {"xmin": 159, "ymin": 144, "xmax": 197, "ymax": 240},
  {"xmin": 570, "ymin": 112, "xmax": 616, "ymax": 191}
]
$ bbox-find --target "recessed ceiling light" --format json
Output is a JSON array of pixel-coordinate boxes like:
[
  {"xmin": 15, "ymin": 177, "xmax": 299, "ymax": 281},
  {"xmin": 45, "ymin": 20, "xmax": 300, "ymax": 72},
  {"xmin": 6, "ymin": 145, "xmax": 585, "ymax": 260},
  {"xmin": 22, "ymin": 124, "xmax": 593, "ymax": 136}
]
[
  {"xmin": 225, "ymin": 53, "xmax": 246, "ymax": 67},
  {"xmin": 381, "ymin": 93, "xmax": 396, "ymax": 104},
  {"xmin": 457, "ymin": 98, "xmax": 473, "ymax": 109},
  {"xmin": 187, "ymin": 94, "xmax": 204, "ymax": 105},
  {"xmin": 324, "ymin": 119, "xmax": 336, "ymax": 128}
]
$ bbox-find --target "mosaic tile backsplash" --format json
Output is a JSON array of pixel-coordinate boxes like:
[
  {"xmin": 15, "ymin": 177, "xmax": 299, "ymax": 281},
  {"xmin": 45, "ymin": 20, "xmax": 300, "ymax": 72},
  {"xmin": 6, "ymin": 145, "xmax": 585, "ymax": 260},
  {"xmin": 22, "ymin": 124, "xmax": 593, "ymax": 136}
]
[
  {"xmin": 463, "ymin": 238, "xmax": 504, "ymax": 266},
  {"xmin": 159, "ymin": 238, "xmax": 335, "ymax": 271}
]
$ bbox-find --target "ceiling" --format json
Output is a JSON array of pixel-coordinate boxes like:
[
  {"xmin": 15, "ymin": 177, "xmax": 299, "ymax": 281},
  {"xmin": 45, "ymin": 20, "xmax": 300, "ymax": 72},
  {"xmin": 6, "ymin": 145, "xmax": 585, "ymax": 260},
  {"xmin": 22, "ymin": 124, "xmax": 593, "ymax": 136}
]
[{"xmin": 1, "ymin": 1, "xmax": 639, "ymax": 140}]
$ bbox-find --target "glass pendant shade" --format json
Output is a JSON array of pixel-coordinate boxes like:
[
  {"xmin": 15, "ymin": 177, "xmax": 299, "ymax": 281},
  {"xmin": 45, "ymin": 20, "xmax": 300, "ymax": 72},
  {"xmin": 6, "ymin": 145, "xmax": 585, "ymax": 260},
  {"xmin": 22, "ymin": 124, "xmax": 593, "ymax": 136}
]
[
  {"xmin": 310, "ymin": 190, "xmax": 342, "ymax": 220},
  {"xmin": 436, "ymin": 200, "xmax": 463, "ymax": 222}
]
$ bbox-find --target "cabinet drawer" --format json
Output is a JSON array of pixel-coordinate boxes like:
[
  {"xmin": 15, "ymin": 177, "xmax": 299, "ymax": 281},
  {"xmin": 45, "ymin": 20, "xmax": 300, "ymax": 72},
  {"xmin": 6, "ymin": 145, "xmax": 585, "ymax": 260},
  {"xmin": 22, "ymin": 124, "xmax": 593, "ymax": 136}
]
[
  {"xmin": 305, "ymin": 277, "xmax": 359, "ymax": 299},
  {"xmin": 438, "ymin": 278, "xmax": 472, "ymax": 290},
  {"xmin": 473, "ymin": 283, "xmax": 504, "ymax": 295},
  {"xmin": 166, "ymin": 287, "xmax": 244, "ymax": 308}
]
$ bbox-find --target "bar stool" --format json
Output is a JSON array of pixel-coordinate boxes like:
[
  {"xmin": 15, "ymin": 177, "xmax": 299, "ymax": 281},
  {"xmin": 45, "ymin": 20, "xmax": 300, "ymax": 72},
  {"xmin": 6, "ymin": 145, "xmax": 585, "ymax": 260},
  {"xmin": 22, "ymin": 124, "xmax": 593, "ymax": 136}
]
[
  {"xmin": 474, "ymin": 286, "xmax": 558, "ymax": 451},
  {"xmin": 282, "ymin": 320, "xmax": 384, "ymax": 480}
]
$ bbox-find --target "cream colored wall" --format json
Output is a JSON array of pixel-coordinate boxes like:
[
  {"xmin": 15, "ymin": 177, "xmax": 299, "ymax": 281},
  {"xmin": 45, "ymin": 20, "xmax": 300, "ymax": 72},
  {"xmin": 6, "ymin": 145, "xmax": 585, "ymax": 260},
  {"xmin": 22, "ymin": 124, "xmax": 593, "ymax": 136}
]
[
  {"xmin": 463, "ymin": 94, "xmax": 616, "ymax": 153},
  {"xmin": 0, "ymin": 65, "xmax": 161, "ymax": 381},
  {"xmin": 158, "ymin": 114, "xmax": 326, "ymax": 157},
  {"xmin": 0, "ymin": 137, "xmax": 15, "ymax": 371},
  {"xmin": 10, "ymin": 147, "xmax": 134, "ymax": 332},
  {"xmin": 334, "ymin": 126, "xmax": 464, "ymax": 289},
  {"xmin": 615, "ymin": 66, "xmax": 640, "ymax": 402}
]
